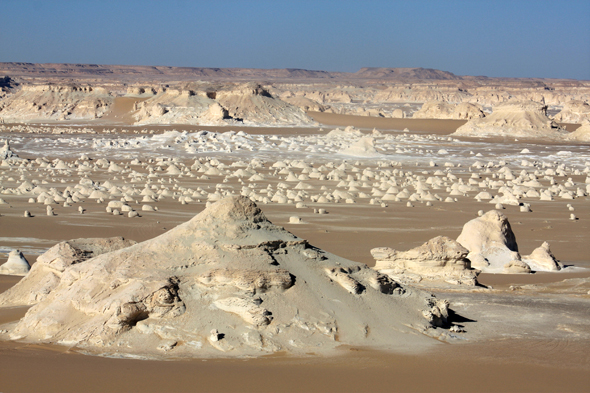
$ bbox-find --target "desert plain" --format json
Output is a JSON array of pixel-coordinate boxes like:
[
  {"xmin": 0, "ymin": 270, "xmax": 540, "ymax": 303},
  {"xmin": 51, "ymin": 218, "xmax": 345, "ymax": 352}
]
[{"xmin": 0, "ymin": 63, "xmax": 589, "ymax": 392}]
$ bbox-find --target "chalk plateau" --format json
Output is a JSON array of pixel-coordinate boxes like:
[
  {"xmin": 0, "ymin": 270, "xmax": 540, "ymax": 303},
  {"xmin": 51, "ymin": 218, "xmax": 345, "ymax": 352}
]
[{"xmin": 3, "ymin": 196, "xmax": 454, "ymax": 358}]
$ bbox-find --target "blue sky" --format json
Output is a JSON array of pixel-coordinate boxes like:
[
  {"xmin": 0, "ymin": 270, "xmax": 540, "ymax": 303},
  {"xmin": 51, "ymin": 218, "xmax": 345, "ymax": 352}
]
[{"xmin": 1, "ymin": 0, "xmax": 589, "ymax": 79}]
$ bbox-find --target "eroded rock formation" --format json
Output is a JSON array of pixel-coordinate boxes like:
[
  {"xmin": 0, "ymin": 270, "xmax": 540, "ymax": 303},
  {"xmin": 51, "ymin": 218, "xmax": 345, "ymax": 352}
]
[
  {"xmin": 0, "ymin": 237, "xmax": 137, "ymax": 306},
  {"xmin": 456, "ymin": 210, "xmax": 560, "ymax": 273},
  {"xmin": 2, "ymin": 196, "xmax": 453, "ymax": 358},
  {"xmin": 372, "ymin": 236, "xmax": 479, "ymax": 286},
  {"xmin": 413, "ymin": 101, "xmax": 485, "ymax": 120},
  {"xmin": 0, "ymin": 250, "xmax": 30, "ymax": 276},
  {"xmin": 453, "ymin": 101, "xmax": 567, "ymax": 139}
]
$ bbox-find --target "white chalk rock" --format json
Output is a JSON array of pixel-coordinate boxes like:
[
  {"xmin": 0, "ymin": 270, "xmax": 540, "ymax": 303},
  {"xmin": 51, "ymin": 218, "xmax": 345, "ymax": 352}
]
[
  {"xmin": 0, "ymin": 237, "xmax": 136, "ymax": 306},
  {"xmin": 0, "ymin": 250, "xmax": 30, "ymax": 276},
  {"xmin": 523, "ymin": 242, "xmax": 560, "ymax": 272},
  {"xmin": 372, "ymin": 236, "xmax": 478, "ymax": 286},
  {"xmin": 4, "ymin": 196, "xmax": 451, "ymax": 358},
  {"xmin": 457, "ymin": 210, "xmax": 525, "ymax": 273}
]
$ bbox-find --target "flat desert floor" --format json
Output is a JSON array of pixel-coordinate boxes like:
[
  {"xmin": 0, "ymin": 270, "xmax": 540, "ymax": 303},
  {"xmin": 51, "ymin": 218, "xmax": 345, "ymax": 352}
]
[{"xmin": 1, "ymin": 114, "xmax": 589, "ymax": 392}]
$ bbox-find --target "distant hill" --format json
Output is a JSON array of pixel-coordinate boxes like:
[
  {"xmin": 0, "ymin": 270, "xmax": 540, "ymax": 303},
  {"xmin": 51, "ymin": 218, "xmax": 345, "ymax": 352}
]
[
  {"xmin": 0, "ymin": 62, "xmax": 464, "ymax": 82},
  {"xmin": 353, "ymin": 67, "xmax": 461, "ymax": 80}
]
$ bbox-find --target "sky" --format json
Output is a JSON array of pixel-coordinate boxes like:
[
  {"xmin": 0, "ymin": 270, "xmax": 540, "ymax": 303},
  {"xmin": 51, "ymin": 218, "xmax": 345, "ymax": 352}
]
[{"xmin": 1, "ymin": 0, "xmax": 589, "ymax": 80}]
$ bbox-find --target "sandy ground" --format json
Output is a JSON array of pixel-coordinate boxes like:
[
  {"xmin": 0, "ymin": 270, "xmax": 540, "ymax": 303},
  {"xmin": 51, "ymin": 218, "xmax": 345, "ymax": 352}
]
[
  {"xmin": 0, "ymin": 337, "xmax": 588, "ymax": 393},
  {"xmin": 1, "ymin": 115, "xmax": 589, "ymax": 392}
]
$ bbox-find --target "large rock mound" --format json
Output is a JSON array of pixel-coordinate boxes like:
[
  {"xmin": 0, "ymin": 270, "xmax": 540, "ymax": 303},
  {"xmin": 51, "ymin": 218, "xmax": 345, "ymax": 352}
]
[
  {"xmin": 215, "ymin": 83, "xmax": 316, "ymax": 126},
  {"xmin": 2, "ymin": 197, "xmax": 452, "ymax": 358},
  {"xmin": 453, "ymin": 101, "xmax": 567, "ymax": 138},
  {"xmin": 133, "ymin": 83, "xmax": 316, "ymax": 126}
]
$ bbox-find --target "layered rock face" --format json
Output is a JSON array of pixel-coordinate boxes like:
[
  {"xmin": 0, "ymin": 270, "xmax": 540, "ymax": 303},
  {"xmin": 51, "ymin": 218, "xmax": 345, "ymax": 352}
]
[
  {"xmin": 456, "ymin": 210, "xmax": 560, "ymax": 273},
  {"xmin": 1, "ymin": 62, "xmax": 590, "ymax": 127},
  {"xmin": 372, "ymin": 236, "xmax": 479, "ymax": 286},
  {"xmin": 453, "ymin": 101, "xmax": 567, "ymax": 139},
  {"xmin": 2, "ymin": 196, "xmax": 452, "ymax": 358}
]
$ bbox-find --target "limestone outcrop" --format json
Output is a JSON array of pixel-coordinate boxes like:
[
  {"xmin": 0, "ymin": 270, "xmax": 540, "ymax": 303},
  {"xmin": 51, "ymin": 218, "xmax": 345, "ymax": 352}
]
[
  {"xmin": 215, "ymin": 83, "xmax": 316, "ymax": 126},
  {"xmin": 2, "ymin": 197, "xmax": 453, "ymax": 358},
  {"xmin": 456, "ymin": 210, "xmax": 522, "ymax": 273},
  {"xmin": 372, "ymin": 236, "xmax": 479, "ymax": 286},
  {"xmin": 132, "ymin": 83, "xmax": 316, "ymax": 126},
  {"xmin": 413, "ymin": 101, "xmax": 485, "ymax": 120},
  {"xmin": 278, "ymin": 93, "xmax": 327, "ymax": 112},
  {"xmin": 0, "ymin": 84, "xmax": 113, "ymax": 122},
  {"xmin": 522, "ymin": 242, "xmax": 561, "ymax": 272},
  {"xmin": 0, "ymin": 140, "xmax": 17, "ymax": 160},
  {"xmin": 553, "ymin": 100, "xmax": 590, "ymax": 123},
  {"xmin": 0, "ymin": 250, "xmax": 30, "ymax": 276},
  {"xmin": 456, "ymin": 210, "xmax": 560, "ymax": 273},
  {"xmin": 0, "ymin": 237, "xmax": 136, "ymax": 307},
  {"xmin": 453, "ymin": 101, "xmax": 567, "ymax": 139},
  {"xmin": 566, "ymin": 120, "xmax": 590, "ymax": 142}
]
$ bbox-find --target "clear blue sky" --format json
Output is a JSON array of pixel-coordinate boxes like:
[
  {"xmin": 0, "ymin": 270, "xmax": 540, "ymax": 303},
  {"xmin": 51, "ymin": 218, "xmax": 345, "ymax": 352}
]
[{"xmin": 1, "ymin": 0, "xmax": 589, "ymax": 80}]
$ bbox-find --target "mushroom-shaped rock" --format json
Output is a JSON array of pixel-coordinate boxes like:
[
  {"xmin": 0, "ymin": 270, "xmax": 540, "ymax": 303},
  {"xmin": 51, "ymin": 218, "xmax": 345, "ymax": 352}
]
[{"xmin": 0, "ymin": 250, "xmax": 30, "ymax": 276}]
